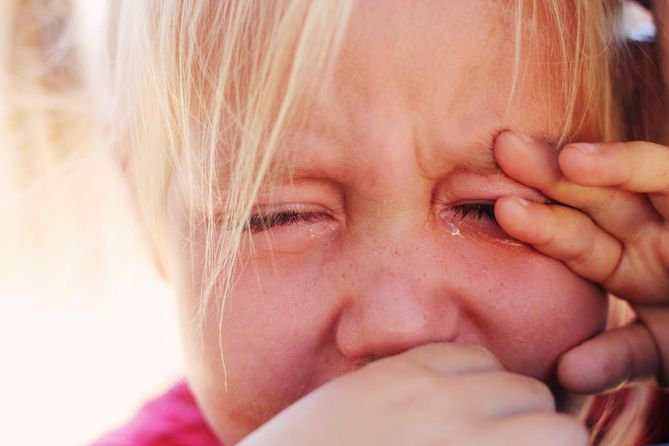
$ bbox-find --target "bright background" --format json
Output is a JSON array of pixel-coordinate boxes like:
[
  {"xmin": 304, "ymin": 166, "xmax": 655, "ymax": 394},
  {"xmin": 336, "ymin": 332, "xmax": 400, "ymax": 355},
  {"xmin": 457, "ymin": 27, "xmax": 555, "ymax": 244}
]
[
  {"xmin": 0, "ymin": 149, "xmax": 183, "ymax": 446},
  {"xmin": 0, "ymin": 1, "xmax": 183, "ymax": 444}
]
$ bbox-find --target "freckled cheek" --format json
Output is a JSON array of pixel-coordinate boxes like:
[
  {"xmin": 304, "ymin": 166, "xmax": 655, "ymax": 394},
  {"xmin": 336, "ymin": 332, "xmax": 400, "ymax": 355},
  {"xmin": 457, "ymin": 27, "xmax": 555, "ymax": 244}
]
[
  {"xmin": 193, "ymin": 258, "xmax": 339, "ymax": 427},
  {"xmin": 461, "ymin": 245, "xmax": 608, "ymax": 380}
]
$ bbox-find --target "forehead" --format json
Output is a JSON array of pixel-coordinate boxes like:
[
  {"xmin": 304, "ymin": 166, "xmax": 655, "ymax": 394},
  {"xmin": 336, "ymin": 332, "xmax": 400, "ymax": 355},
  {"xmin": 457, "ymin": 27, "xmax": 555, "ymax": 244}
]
[
  {"xmin": 265, "ymin": 0, "xmax": 582, "ymax": 182},
  {"xmin": 336, "ymin": 0, "xmax": 518, "ymax": 111}
]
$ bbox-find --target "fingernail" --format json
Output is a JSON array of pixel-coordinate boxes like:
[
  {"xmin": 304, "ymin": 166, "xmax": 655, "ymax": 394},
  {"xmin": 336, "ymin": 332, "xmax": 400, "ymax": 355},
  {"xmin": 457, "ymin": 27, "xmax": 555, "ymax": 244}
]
[
  {"xmin": 511, "ymin": 196, "xmax": 530, "ymax": 208},
  {"xmin": 568, "ymin": 143, "xmax": 598, "ymax": 155},
  {"xmin": 516, "ymin": 132, "xmax": 534, "ymax": 144}
]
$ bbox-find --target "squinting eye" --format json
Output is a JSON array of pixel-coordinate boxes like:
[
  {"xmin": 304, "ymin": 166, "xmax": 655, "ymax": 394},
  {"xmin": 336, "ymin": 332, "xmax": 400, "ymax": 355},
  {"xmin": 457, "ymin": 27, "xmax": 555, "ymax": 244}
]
[
  {"xmin": 451, "ymin": 203, "xmax": 497, "ymax": 224},
  {"xmin": 246, "ymin": 211, "xmax": 327, "ymax": 233}
]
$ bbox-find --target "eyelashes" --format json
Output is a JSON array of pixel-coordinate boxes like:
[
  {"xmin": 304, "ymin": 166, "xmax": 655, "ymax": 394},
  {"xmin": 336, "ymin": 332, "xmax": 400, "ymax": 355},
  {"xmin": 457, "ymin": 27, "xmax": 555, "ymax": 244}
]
[
  {"xmin": 451, "ymin": 203, "xmax": 497, "ymax": 224},
  {"xmin": 246, "ymin": 203, "xmax": 498, "ymax": 233},
  {"xmin": 246, "ymin": 211, "xmax": 327, "ymax": 233}
]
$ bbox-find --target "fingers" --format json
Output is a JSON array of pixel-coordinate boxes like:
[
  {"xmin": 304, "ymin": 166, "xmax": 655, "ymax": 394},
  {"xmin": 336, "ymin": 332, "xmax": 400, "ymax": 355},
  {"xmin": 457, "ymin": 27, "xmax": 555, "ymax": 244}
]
[
  {"xmin": 380, "ymin": 345, "xmax": 556, "ymax": 417},
  {"xmin": 395, "ymin": 343, "xmax": 503, "ymax": 375},
  {"xmin": 495, "ymin": 132, "xmax": 662, "ymax": 242},
  {"xmin": 495, "ymin": 196, "xmax": 669, "ymax": 301},
  {"xmin": 494, "ymin": 197, "xmax": 623, "ymax": 283},
  {"xmin": 495, "ymin": 130, "xmax": 669, "ymax": 301},
  {"xmin": 560, "ymin": 141, "xmax": 669, "ymax": 218},
  {"xmin": 559, "ymin": 141, "xmax": 669, "ymax": 192},
  {"xmin": 449, "ymin": 371, "xmax": 556, "ymax": 417},
  {"xmin": 493, "ymin": 131, "xmax": 669, "ymax": 398},
  {"xmin": 462, "ymin": 413, "xmax": 589, "ymax": 446},
  {"xmin": 557, "ymin": 321, "xmax": 661, "ymax": 394},
  {"xmin": 635, "ymin": 304, "xmax": 669, "ymax": 387}
]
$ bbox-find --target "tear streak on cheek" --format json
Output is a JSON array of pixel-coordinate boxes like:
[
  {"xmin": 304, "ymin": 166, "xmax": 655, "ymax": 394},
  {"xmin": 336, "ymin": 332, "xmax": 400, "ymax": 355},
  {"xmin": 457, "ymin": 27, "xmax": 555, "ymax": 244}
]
[{"xmin": 441, "ymin": 219, "xmax": 531, "ymax": 252}]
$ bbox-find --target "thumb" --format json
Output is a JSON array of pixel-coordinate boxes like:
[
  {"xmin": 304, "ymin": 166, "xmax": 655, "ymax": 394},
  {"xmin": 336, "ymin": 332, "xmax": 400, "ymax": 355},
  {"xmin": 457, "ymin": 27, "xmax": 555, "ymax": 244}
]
[{"xmin": 557, "ymin": 322, "xmax": 660, "ymax": 394}]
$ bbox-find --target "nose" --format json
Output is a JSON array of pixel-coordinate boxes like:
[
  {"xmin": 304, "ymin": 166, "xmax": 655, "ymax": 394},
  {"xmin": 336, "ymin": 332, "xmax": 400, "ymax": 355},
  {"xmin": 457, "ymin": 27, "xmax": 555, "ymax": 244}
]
[{"xmin": 334, "ymin": 239, "xmax": 462, "ymax": 365}]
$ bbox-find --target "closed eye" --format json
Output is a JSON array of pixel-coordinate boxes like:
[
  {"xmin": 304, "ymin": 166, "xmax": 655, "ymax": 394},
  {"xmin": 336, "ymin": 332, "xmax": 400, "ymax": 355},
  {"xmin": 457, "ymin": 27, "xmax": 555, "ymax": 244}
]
[
  {"xmin": 246, "ymin": 211, "xmax": 328, "ymax": 233},
  {"xmin": 247, "ymin": 203, "xmax": 498, "ymax": 233},
  {"xmin": 451, "ymin": 203, "xmax": 497, "ymax": 224}
]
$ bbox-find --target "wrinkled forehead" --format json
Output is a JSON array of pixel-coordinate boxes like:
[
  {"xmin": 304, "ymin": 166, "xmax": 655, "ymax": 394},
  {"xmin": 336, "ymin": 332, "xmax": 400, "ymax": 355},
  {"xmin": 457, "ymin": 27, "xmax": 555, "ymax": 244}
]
[
  {"xmin": 194, "ymin": 0, "xmax": 604, "ymax": 191},
  {"xmin": 269, "ymin": 1, "xmax": 590, "ymax": 176}
]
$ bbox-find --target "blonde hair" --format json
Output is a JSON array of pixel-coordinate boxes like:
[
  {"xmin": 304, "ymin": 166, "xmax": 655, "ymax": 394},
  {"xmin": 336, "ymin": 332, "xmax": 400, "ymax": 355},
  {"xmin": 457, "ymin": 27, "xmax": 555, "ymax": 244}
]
[
  {"xmin": 3, "ymin": 0, "xmax": 661, "ymax": 444},
  {"xmin": 113, "ymin": 0, "xmax": 353, "ymax": 316},
  {"xmin": 112, "ymin": 1, "xmax": 654, "ymax": 444},
  {"xmin": 114, "ymin": 0, "xmax": 628, "ymax": 313},
  {"xmin": 111, "ymin": 2, "xmax": 658, "ymax": 444}
]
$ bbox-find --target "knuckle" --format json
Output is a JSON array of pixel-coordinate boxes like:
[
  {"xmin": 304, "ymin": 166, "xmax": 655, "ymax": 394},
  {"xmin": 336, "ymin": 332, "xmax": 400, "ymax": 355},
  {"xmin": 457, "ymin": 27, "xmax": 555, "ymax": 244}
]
[
  {"xmin": 459, "ymin": 344, "xmax": 504, "ymax": 369},
  {"xmin": 493, "ymin": 372, "xmax": 556, "ymax": 411},
  {"xmin": 567, "ymin": 239, "xmax": 596, "ymax": 266},
  {"xmin": 404, "ymin": 343, "xmax": 503, "ymax": 372},
  {"xmin": 534, "ymin": 218, "xmax": 559, "ymax": 247},
  {"xmin": 404, "ymin": 342, "xmax": 453, "ymax": 358},
  {"xmin": 361, "ymin": 353, "xmax": 416, "ymax": 377},
  {"xmin": 522, "ymin": 379, "xmax": 555, "ymax": 411},
  {"xmin": 396, "ymin": 343, "xmax": 449, "ymax": 370}
]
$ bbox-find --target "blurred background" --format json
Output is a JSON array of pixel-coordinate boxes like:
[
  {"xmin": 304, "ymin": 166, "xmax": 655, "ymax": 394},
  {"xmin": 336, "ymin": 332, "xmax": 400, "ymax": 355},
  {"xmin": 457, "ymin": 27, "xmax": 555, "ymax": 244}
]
[{"xmin": 0, "ymin": 1, "xmax": 182, "ymax": 445}]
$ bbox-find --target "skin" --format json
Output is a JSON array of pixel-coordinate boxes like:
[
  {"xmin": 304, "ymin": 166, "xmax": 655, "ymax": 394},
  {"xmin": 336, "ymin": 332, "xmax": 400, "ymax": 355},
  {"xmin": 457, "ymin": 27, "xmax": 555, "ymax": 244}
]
[
  {"xmin": 161, "ymin": 1, "xmax": 649, "ymax": 444},
  {"xmin": 493, "ymin": 1, "xmax": 669, "ymax": 395},
  {"xmin": 239, "ymin": 344, "xmax": 589, "ymax": 446},
  {"xmin": 495, "ymin": 134, "xmax": 669, "ymax": 394}
]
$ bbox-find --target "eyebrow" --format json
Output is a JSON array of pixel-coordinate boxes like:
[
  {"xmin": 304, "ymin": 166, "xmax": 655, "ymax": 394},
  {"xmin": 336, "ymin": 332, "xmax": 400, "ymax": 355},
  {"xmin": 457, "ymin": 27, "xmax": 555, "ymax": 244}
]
[
  {"xmin": 261, "ymin": 127, "xmax": 558, "ymax": 186},
  {"xmin": 437, "ymin": 128, "xmax": 560, "ymax": 176},
  {"xmin": 441, "ymin": 129, "xmax": 501, "ymax": 175},
  {"xmin": 405, "ymin": 125, "xmax": 511, "ymax": 181}
]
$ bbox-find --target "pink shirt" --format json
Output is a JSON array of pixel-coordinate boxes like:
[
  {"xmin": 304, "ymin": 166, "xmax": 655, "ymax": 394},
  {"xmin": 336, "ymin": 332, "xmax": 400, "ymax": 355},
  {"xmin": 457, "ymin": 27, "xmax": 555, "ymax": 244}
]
[
  {"xmin": 90, "ymin": 380, "xmax": 669, "ymax": 445},
  {"xmin": 90, "ymin": 381, "xmax": 221, "ymax": 446}
]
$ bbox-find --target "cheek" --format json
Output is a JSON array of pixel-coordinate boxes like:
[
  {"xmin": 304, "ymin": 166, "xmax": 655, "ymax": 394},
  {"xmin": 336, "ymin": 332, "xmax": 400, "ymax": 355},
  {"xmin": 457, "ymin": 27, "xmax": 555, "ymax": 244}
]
[
  {"xmin": 183, "ymin": 248, "xmax": 346, "ymax": 442},
  {"xmin": 177, "ymin": 232, "xmax": 608, "ymax": 442},
  {"xmin": 457, "ymin": 241, "xmax": 608, "ymax": 381}
]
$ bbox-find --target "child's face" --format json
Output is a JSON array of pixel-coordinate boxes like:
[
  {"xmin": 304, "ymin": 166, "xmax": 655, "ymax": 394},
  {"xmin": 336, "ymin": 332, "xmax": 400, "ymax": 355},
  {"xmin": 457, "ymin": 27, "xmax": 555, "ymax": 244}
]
[{"xmin": 166, "ymin": 1, "xmax": 607, "ymax": 443}]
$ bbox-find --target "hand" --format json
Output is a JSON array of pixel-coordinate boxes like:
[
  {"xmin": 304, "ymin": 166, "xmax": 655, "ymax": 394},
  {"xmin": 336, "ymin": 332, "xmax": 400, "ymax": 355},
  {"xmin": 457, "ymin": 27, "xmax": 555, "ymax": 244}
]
[
  {"xmin": 239, "ymin": 344, "xmax": 588, "ymax": 446},
  {"xmin": 494, "ymin": 131, "xmax": 669, "ymax": 394}
]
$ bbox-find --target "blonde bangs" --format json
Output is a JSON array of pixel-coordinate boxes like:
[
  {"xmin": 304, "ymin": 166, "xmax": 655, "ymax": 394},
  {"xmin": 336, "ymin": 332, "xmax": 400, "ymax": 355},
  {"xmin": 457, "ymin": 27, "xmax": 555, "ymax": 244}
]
[
  {"xmin": 115, "ymin": 0, "xmax": 631, "ymax": 343},
  {"xmin": 113, "ymin": 0, "xmax": 354, "ymax": 364},
  {"xmin": 512, "ymin": 0, "xmax": 626, "ymax": 146},
  {"xmin": 117, "ymin": 0, "xmax": 627, "ymax": 285}
]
